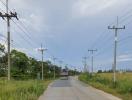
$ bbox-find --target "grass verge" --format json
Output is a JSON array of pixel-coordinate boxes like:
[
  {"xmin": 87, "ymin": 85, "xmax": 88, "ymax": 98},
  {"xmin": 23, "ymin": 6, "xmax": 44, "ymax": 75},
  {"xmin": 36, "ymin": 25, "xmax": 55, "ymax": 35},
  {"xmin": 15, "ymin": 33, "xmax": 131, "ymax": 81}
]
[
  {"xmin": 79, "ymin": 73, "xmax": 132, "ymax": 100},
  {"xmin": 0, "ymin": 79, "xmax": 52, "ymax": 100}
]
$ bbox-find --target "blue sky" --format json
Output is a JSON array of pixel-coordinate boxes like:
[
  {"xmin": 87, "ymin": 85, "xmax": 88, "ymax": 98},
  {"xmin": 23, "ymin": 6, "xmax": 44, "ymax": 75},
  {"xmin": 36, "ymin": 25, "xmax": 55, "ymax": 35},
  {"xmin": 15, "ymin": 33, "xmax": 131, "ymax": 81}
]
[{"xmin": 0, "ymin": 0, "xmax": 132, "ymax": 72}]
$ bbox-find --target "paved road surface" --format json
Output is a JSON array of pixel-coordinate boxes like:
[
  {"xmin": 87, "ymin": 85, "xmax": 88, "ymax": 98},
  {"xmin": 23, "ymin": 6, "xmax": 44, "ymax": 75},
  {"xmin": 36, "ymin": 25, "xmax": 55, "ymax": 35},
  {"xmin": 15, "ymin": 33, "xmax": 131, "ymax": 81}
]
[{"xmin": 39, "ymin": 77, "xmax": 121, "ymax": 100}]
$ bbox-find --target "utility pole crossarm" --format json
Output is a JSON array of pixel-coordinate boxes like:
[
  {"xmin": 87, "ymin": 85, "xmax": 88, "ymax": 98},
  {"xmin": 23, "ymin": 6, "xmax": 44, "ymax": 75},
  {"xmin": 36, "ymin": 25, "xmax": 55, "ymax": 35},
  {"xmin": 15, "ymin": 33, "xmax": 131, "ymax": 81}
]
[
  {"xmin": 108, "ymin": 26, "xmax": 125, "ymax": 30},
  {"xmin": 88, "ymin": 49, "xmax": 97, "ymax": 54},
  {"xmin": 0, "ymin": 12, "xmax": 19, "ymax": 20}
]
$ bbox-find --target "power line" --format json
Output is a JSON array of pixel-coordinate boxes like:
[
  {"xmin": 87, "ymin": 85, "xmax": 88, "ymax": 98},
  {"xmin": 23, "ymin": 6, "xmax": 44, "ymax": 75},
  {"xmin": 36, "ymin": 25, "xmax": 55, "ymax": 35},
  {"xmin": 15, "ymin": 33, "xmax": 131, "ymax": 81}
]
[
  {"xmin": 119, "ymin": 35, "xmax": 132, "ymax": 43},
  {"xmin": 0, "ymin": 0, "xmax": 64, "ymax": 72},
  {"xmin": 90, "ymin": 6, "xmax": 132, "ymax": 50},
  {"xmin": 11, "ymin": 19, "xmax": 37, "ymax": 46},
  {"xmin": 11, "ymin": 39, "xmax": 38, "ymax": 59},
  {"xmin": 0, "ymin": 33, "xmax": 6, "ymax": 38},
  {"xmin": 94, "ymin": 34, "xmax": 132, "ymax": 59},
  {"xmin": 0, "ymin": 0, "xmax": 6, "ymax": 7},
  {"xmin": 0, "ymin": 10, "xmax": 37, "ymax": 51},
  {"xmin": 0, "ymin": 0, "xmax": 40, "ymax": 47},
  {"xmin": 0, "ymin": 0, "xmax": 40, "ymax": 65},
  {"xmin": 18, "ymin": 20, "xmax": 37, "ymax": 39},
  {"xmin": 94, "ymin": 35, "xmax": 113, "ymax": 51},
  {"xmin": 0, "ymin": 15, "xmax": 37, "ymax": 48},
  {"xmin": 14, "ymin": 19, "xmax": 39, "ymax": 46},
  {"xmin": 119, "ymin": 13, "xmax": 132, "ymax": 24},
  {"xmin": 95, "ymin": 43, "xmax": 113, "ymax": 57}
]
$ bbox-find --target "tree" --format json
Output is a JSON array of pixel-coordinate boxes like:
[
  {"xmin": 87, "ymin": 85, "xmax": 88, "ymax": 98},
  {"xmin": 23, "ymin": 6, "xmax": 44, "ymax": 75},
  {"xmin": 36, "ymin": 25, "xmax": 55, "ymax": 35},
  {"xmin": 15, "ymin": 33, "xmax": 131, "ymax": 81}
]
[
  {"xmin": 0, "ymin": 44, "xmax": 7, "ymax": 77},
  {"xmin": 98, "ymin": 70, "xmax": 102, "ymax": 73},
  {"xmin": 11, "ymin": 50, "xmax": 29, "ymax": 75},
  {"xmin": 0, "ymin": 43, "xmax": 5, "ymax": 56},
  {"xmin": 29, "ymin": 57, "xmax": 41, "ymax": 78}
]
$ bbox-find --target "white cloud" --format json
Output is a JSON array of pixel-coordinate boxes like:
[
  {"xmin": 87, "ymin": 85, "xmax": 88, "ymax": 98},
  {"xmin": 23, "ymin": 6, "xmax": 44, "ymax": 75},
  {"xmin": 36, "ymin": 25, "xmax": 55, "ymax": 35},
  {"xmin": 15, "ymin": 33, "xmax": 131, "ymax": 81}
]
[
  {"xmin": 118, "ymin": 54, "xmax": 132, "ymax": 62},
  {"xmin": 0, "ymin": 37, "xmax": 6, "ymax": 44},
  {"xmin": 118, "ymin": 58, "xmax": 132, "ymax": 62},
  {"xmin": 96, "ymin": 58, "xmax": 113, "ymax": 66},
  {"xmin": 72, "ymin": 0, "xmax": 119, "ymax": 17},
  {"xmin": 14, "ymin": 48, "xmax": 28, "ymax": 53},
  {"xmin": 29, "ymin": 14, "xmax": 46, "ymax": 32},
  {"xmin": 10, "ymin": 0, "xmax": 48, "ymax": 33}
]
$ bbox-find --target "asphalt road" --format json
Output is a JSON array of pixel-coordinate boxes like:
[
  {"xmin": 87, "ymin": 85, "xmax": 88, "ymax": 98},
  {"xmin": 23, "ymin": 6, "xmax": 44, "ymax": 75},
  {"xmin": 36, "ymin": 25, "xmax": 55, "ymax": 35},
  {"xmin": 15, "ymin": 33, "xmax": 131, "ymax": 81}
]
[{"xmin": 39, "ymin": 77, "xmax": 121, "ymax": 100}]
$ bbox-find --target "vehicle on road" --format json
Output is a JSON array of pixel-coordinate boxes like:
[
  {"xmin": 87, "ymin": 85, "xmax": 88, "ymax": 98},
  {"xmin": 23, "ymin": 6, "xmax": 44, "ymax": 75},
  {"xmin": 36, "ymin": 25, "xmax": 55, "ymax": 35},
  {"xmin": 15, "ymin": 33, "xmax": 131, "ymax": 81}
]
[{"xmin": 60, "ymin": 68, "xmax": 69, "ymax": 80}]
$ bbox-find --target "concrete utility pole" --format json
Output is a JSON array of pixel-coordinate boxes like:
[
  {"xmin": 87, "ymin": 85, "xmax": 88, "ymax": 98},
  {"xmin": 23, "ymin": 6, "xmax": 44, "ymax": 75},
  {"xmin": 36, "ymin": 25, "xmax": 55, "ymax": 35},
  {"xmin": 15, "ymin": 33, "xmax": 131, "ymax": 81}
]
[
  {"xmin": 38, "ymin": 44, "xmax": 47, "ymax": 80},
  {"xmin": 74, "ymin": 68, "xmax": 76, "ymax": 76},
  {"xmin": 108, "ymin": 17, "xmax": 125, "ymax": 83},
  {"xmin": 88, "ymin": 49, "xmax": 97, "ymax": 75},
  {"xmin": 53, "ymin": 57, "xmax": 57, "ymax": 79},
  {"xmin": 59, "ymin": 60, "xmax": 63, "ymax": 75},
  {"xmin": 0, "ymin": 0, "xmax": 18, "ymax": 80},
  {"xmin": 59, "ymin": 60, "xmax": 63, "ymax": 68},
  {"xmin": 82, "ymin": 57, "xmax": 88, "ymax": 73}
]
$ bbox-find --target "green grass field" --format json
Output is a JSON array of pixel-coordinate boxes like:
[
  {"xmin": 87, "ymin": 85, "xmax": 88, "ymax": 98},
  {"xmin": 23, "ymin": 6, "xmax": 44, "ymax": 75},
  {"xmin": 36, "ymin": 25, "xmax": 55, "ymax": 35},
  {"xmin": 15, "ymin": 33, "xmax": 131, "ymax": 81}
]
[
  {"xmin": 79, "ymin": 73, "xmax": 132, "ymax": 100},
  {"xmin": 0, "ymin": 79, "xmax": 52, "ymax": 100}
]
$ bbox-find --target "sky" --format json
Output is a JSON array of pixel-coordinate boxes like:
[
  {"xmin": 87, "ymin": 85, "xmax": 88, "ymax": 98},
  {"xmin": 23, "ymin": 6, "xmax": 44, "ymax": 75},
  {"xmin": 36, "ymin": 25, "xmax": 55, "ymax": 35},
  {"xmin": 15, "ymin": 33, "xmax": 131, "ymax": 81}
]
[{"xmin": 0, "ymin": 0, "xmax": 132, "ymax": 72}]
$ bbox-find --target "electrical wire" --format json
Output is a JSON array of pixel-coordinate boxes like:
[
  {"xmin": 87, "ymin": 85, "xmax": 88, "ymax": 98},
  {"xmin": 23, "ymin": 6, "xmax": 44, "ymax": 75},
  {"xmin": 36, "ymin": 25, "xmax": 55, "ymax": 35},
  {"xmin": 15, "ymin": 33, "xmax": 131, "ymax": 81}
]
[{"xmin": 0, "ymin": 0, "xmax": 40, "ymax": 47}]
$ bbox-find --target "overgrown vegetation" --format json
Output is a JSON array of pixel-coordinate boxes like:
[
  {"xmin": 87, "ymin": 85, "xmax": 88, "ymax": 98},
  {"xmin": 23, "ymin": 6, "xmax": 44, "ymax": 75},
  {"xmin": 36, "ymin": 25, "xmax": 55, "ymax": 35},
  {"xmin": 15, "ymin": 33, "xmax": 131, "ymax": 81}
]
[
  {"xmin": 79, "ymin": 73, "xmax": 132, "ymax": 100},
  {"xmin": 0, "ymin": 79, "xmax": 52, "ymax": 100}
]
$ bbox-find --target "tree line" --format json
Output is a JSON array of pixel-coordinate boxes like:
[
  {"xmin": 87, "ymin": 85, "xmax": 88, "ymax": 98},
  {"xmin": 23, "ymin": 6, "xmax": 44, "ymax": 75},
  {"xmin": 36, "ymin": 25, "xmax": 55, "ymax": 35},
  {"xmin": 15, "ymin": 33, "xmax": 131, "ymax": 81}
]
[{"xmin": 0, "ymin": 43, "xmax": 78, "ymax": 80}]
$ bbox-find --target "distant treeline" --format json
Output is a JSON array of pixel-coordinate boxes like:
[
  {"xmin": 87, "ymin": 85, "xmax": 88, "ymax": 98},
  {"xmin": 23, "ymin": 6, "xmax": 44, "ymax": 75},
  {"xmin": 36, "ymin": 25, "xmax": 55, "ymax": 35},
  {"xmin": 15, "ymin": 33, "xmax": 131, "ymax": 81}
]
[{"xmin": 97, "ymin": 69, "xmax": 132, "ymax": 73}]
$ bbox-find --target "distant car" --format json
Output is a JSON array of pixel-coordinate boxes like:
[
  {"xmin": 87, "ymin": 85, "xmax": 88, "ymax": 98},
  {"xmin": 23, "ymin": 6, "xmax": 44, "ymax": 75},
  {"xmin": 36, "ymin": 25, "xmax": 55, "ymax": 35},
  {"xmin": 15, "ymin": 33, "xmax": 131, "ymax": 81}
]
[{"xmin": 60, "ymin": 69, "xmax": 69, "ymax": 80}]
